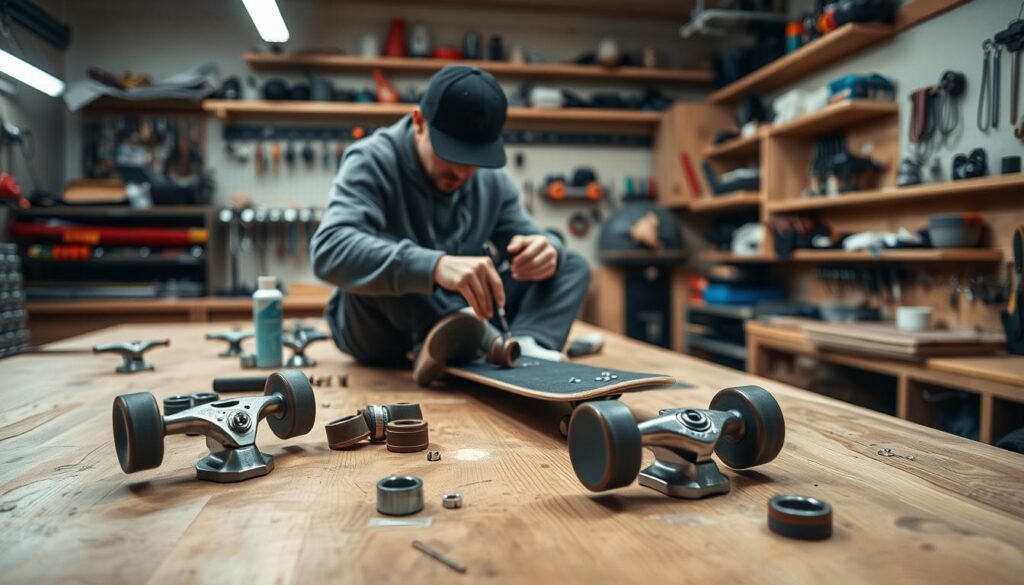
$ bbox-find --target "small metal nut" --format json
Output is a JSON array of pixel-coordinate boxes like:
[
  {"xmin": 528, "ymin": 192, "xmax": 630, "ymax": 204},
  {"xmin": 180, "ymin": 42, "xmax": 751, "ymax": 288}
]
[
  {"xmin": 229, "ymin": 410, "xmax": 252, "ymax": 432},
  {"xmin": 427, "ymin": 450, "xmax": 441, "ymax": 462},
  {"xmin": 442, "ymin": 493, "xmax": 463, "ymax": 509}
]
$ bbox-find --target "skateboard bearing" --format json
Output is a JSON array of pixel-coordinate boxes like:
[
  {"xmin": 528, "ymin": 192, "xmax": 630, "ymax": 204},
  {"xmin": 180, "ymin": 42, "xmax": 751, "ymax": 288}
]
[
  {"xmin": 376, "ymin": 475, "xmax": 424, "ymax": 516},
  {"xmin": 385, "ymin": 419, "xmax": 429, "ymax": 453}
]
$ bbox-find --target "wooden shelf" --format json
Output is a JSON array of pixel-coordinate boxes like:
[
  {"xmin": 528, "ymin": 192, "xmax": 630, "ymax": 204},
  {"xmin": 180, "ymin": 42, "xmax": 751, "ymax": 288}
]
[
  {"xmin": 766, "ymin": 174, "xmax": 1024, "ymax": 214},
  {"xmin": 702, "ymin": 132, "xmax": 762, "ymax": 159},
  {"xmin": 688, "ymin": 192, "xmax": 761, "ymax": 214},
  {"xmin": 245, "ymin": 53, "xmax": 713, "ymax": 85},
  {"xmin": 597, "ymin": 249, "xmax": 689, "ymax": 264},
  {"xmin": 768, "ymin": 100, "xmax": 898, "ymax": 139},
  {"xmin": 202, "ymin": 100, "xmax": 664, "ymax": 131},
  {"xmin": 83, "ymin": 97, "xmax": 205, "ymax": 113},
  {"xmin": 699, "ymin": 250, "xmax": 775, "ymax": 264},
  {"xmin": 788, "ymin": 249, "xmax": 1004, "ymax": 262},
  {"xmin": 707, "ymin": 23, "xmax": 893, "ymax": 104}
]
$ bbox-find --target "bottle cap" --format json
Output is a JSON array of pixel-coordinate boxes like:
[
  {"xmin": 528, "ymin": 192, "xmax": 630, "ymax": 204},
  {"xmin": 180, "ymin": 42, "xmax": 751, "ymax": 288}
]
[{"xmin": 258, "ymin": 276, "xmax": 277, "ymax": 290}]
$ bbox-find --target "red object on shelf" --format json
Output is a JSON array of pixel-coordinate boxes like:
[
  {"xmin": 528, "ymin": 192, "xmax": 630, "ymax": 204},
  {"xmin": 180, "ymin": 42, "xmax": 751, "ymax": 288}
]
[
  {"xmin": 431, "ymin": 47, "xmax": 463, "ymax": 60},
  {"xmin": 383, "ymin": 18, "xmax": 407, "ymax": 57},
  {"xmin": 10, "ymin": 222, "xmax": 208, "ymax": 246},
  {"xmin": 372, "ymin": 68, "xmax": 399, "ymax": 104},
  {"xmin": 0, "ymin": 173, "xmax": 29, "ymax": 209}
]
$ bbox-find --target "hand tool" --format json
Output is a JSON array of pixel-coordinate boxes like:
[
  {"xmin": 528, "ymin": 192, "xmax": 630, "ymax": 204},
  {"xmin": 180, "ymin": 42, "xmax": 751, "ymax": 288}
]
[
  {"xmin": 270, "ymin": 142, "xmax": 281, "ymax": 175},
  {"xmin": 481, "ymin": 243, "xmax": 511, "ymax": 335},
  {"xmin": 411, "ymin": 540, "xmax": 466, "ymax": 574},
  {"xmin": 996, "ymin": 18, "xmax": 1024, "ymax": 125},
  {"xmin": 979, "ymin": 40, "xmax": 997, "ymax": 131}
]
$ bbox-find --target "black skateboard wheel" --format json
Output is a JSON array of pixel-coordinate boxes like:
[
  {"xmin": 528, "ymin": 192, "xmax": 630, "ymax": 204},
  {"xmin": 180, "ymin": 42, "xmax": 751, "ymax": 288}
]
[
  {"xmin": 264, "ymin": 369, "xmax": 317, "ymax": 439},
  {"xmin": 768, "ymin": 495, "xmax": 833, "ymax": 540},
  {"xmin": 709, "ymin": 385, "xmax": 785, "ymax": 469},
  {"xmin": 112, "ymin": 392, "xmax": 165, "ymax": 473},
  {"xmin": 568, "ymin": 400, "xmax": 642, "ymax": 492}
]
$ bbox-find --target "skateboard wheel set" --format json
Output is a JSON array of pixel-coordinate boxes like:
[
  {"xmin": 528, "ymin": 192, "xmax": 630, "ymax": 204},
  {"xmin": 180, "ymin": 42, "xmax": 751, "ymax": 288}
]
[
  {"xmin": 112, "ymin": 370, "xmax": 316, "ymax": 483},
  {"xmin": 568, "ymin": 385, "xmax": 785, "ymax": 499}
]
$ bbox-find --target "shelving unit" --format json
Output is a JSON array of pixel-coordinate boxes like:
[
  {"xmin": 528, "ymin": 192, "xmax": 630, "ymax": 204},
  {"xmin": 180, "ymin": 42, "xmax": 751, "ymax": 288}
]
[
  {"xmin": 766, "ymin": 174, "xmax": 1024, "ymax": 213},
  {"xmin": 702, "ymin": 133, "xmax": 761, "ymax": 159},
  {"xmin": 699, "ymin": 251, "xmax": 774, "ymax": 264},
  {"xmin": 688, "ymin": 192, "xmax": 761, "ymax": 214},
  {"xmin": 202, "ymin": 100, "xmax": 665, "ymax": 132},
  {"xmin": 788, "ymin": 249, "xmax": 1004, "ymax": 262},
  {"xmin": 244, "ymin": 53, "xmax": 713, "ymax": 85},
  {"xmin": 707, "ymin": 23, "xmax": 894, "ymax": 104},
  {"xmin": 767, "ymin": 99, "xmax": 899, "ymax": 138}
]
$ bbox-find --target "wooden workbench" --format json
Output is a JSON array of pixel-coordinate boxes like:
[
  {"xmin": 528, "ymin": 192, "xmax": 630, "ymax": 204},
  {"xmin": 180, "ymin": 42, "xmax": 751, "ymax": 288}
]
[{"xmin": 0, "ymin": 321, "xmax": 1021, "ymax": 583}]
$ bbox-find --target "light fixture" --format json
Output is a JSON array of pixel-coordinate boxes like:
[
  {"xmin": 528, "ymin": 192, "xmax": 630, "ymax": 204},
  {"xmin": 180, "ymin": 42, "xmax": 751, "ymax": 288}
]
[
  {"xmin": 0, "ymin": 47, "xmax": 64, "ymax": 97},
  {"xmin": 241, "ymin": 0, "xmax": 290, "ymax": 43}
]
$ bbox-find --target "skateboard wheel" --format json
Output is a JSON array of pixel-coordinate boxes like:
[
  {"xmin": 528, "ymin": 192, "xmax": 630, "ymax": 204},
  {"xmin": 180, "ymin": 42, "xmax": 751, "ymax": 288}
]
[
  {"xmin": 112, "ymin": 392, "xmax": 165, "ymax": 473},
  {"xmin": 264, "ymin": 369, "xmax": 317, "ymax": 439},
  {"xmin": 568, "ymin": 401, "xmax": 642, "ymax": 492},
  {"xmin": 768, "ymin": 495, "xmax": 833, "ymax": 540},
  {"xmin": 709, "ymin": 385, "xmax": 785, "ymax": 469}
]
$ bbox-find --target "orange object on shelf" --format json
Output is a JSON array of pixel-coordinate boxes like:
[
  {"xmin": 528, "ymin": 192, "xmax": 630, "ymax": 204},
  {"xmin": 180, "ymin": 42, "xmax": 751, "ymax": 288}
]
[
  {"xmin": 372, "ymin": 68, "xmax": 399, "ymax": 103},
  {"xmin": 585, "ymin": 182, "xmax": 603, "ymax": 201},
  {"xmin": 547, "ymin": 180, "xmax": 567, "ymax": 200}
]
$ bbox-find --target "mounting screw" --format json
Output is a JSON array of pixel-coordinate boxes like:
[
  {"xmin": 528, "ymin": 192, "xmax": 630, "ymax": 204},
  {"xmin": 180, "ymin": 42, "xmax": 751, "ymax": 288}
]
[{"xmin": 229, "ymin": 410, "xmax": 252, "ymax": 432}]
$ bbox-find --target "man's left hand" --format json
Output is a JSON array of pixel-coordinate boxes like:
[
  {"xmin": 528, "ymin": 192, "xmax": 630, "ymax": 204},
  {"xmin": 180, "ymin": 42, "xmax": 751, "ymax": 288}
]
[{"xmin": 507, "ymin": 235, "xmax": 558, "ymax": 281}]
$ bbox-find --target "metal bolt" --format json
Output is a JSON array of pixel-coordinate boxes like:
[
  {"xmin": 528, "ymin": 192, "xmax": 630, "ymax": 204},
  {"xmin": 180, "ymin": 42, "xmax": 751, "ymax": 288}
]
[
  {"xmin": 442, "ymin": 493, "xmax": 463, "ymax": 509},
  {"xmin": 427, "ymin": 450, "xmax": 441, "ymax": 462},
  {"xmin": 906, "ymin": 455, "xmax": 916, "ymax": 461},
  {"xmin": 229, "ymin": 410, "xmax": 252, "ymax": 432},
  {"xmin": 877, "ymin": 448, "xmax": 894, "ymax": 457}
]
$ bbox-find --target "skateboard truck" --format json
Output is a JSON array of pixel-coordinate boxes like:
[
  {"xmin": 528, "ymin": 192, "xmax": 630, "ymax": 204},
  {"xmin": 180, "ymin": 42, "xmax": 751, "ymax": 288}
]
[
  {"xmin": 283, "ymin": 329, "xmax": 329, "ymax": 367},
  {"xmin": 93, "ymin": 339, "xmax": 170, "ymax": 374},
  {"xmin": 205, "ymin": 328, "xmax": 254, "ymax": 357},
  {"xmin": 568, "ymin": 385, "xmax": 785, "ymax": 499},
  {"xmin": 111, "ymin": 370, "xmax": 316, "ymax": 482}
]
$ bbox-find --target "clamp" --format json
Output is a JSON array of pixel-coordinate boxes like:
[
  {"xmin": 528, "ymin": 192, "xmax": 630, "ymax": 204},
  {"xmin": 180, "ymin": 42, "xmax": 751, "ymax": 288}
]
[
  {"xmin": 283, "ymin": 329, "xmax": 329, "ymax": 368},
  {"xmin": 567, "ymin": 385, "xmax": 785, "ymax": 499},
  {"xmin": 205, "ymin": 329, "xmax": 254, "ymax": 357},
  {"xmin": 112, "ymin": 370, "xmax": 316, "ymax": 482},
  {"xmin": 93, "ymin": 339, "xmax": 170, "ymax": 374}
]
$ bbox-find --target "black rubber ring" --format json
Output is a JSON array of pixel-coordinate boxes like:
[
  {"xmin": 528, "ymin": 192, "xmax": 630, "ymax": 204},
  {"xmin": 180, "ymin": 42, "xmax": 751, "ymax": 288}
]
[{"xmin": 767, "ymin": 495, "xmax": 833, "ymax": 540}]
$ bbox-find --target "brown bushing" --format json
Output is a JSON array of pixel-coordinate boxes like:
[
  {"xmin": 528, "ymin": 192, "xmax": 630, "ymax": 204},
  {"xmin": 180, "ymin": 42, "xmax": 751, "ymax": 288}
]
[
  {"xmin": 325, "ymin": 414, "xmax": 372, "ymax": 449},
  {"xmin": 486, "ymin": 335, "xmax": 521, "ymax": 368},
  {"xmin": 385, "ymin": 402, "xmax": 423, "ymax": 421},
  {"xmin": 385, "ymin": 419, "xmax": 430, "ymax": 453}
]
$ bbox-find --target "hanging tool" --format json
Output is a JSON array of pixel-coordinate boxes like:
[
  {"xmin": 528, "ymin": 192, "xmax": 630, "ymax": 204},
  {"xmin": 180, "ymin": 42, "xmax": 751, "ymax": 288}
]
[
  {"xmin": 254, "ymin": 142, "xmax": 265, "ymax": 176},
  {"xmin": 284, "ymin": 141, "xmax": 296, "ymax": 169},
  {"xmin": 270, "ymin": 142, "xmax": 282, "ymax": 175},
  {"xmin": 979, "ymin": 40, "xmax": 995, "ymax": 132},
  {"xmin": 996, "ymin": 11, "xmax": 1024, "ymax": 126},
  {"xmin": 284, "ymin": 208, "xmax": 299, "ymax": 255},
  {"xmin": 301, "ymin": 142, "xmax": 315, "ymax": 168},
  {"xmin": 994, "ymin": 42, "xmax": 1003, "ymax": 129},
  {"xmin": 321, "ymin": 140, "xmax": 332, "ymax": 170}
]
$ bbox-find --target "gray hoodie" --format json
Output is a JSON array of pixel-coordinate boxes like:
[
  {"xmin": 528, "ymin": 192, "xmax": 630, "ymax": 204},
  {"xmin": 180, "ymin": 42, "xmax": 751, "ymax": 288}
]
[{"xmin": 310, "ymin": 115, "xmax": 563, "ymax": 297}]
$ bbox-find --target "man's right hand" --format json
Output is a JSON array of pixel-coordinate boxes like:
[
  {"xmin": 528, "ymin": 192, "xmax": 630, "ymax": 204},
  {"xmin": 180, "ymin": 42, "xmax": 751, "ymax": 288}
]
[{"xmin": 433, "ymin": 255, "xmax": 506, "ymax": 320}]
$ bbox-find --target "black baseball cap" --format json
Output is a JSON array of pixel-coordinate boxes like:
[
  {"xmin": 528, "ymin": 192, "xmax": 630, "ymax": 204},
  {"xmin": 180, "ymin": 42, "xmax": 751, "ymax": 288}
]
[{"xmin": 420, "ymin": 66, "xmax": 507, "ymax": 168}]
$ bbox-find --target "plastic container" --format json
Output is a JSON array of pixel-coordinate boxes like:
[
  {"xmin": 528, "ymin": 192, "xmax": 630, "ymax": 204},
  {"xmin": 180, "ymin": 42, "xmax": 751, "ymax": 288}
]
[
  {"xmin": 897, "ymin": 306, "xmax": 932, "ymax": 332},
  {"xmin": 253, "ymin": 276, "xmax": 283, "ymax": 368},
  {"xmin": 928, "ymin": 213, "xmax": 983, "ymax": 248}
]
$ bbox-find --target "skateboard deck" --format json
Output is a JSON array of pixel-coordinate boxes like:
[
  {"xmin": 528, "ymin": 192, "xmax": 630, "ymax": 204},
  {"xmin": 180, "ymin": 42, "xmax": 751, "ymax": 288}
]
[{"xmin": 446, "ymin": 357, "xmax": 676, "ymax": 402}]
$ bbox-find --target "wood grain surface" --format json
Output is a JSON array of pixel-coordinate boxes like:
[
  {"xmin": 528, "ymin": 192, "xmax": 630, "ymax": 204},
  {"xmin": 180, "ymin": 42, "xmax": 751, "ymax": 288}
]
[{"xmin": 0, "ymin": 321, "xmax": 1022, "ymax": 584}]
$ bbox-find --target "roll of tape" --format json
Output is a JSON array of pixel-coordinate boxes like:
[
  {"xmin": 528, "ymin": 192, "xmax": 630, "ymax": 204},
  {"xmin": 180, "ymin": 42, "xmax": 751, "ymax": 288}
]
[
  {"xmin": 325, "ymin": 414, "xmax": 372, "ymax": 449},
  {"xmin": 376, "ymin": 475, "xmax": 424, "ymax": 516},
  {"xmin": 385, "ymin": 419, "xmax": 429, "ymax": 453}
]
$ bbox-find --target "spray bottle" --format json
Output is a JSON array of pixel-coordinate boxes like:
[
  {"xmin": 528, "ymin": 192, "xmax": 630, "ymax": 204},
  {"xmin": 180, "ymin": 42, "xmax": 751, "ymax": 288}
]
[{"xmin": 253, "ymin": 275, "xmax": 283, "ymax": 368}]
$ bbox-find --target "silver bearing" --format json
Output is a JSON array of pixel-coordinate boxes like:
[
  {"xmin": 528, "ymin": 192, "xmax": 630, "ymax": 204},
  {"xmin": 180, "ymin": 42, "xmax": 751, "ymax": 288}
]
[
  {"xmin": 442, "ymin": 493, "xmax": 463, "ymax": 509},
  {"xmin": 362, "ymin": 404, "xmax": 390, "ymax": 442},
  {"xmin": 376, "ymin": 475, "xmax": 424, "ymax": 516}
]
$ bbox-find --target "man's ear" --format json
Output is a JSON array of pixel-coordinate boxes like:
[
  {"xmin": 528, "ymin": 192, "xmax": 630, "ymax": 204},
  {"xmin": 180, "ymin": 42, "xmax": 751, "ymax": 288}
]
[{"xmin": 411, "ymin": 108, "xmax": 425, "ymax": 135}]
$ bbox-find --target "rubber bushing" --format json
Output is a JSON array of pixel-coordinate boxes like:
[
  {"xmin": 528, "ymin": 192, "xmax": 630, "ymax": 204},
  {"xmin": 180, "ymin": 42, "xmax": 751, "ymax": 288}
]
[
  {"xmin": 385, "ymin": 419, "xmax": 430, "ymax": 453},
  {"xmin": 162, "ymin": 395, "xmax": 194, "ymax": 416},
  {"xmin": 325, "ymin": 414, "xmax": 372, "ymax": 449},
  {"xmin": 385, "ymin": 402, "xmax": 423, "ymax": 421},
  {"xmin": 377, "ymin": 475, "xmax": 424, "ymax": 516},
  {"xmin": 767, "ymin": 495, "xmax": 833, "ymax": 540}
]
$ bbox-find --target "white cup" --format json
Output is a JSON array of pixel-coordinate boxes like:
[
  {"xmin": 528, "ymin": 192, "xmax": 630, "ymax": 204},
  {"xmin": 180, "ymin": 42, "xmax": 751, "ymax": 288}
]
[{"xmin": 896, "ymin": 306, "xmax": 932, "ymax": 332}]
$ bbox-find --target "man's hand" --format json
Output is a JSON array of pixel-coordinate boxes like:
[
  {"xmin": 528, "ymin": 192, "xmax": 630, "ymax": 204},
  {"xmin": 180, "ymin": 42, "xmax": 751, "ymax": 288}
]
[
  {"xmin": 433, "ymin": 255, "xmax": 505, "ymax": 320},
  {"xmin": 508, "ymin": 235, "xmax": 558, "ymax": 281}
]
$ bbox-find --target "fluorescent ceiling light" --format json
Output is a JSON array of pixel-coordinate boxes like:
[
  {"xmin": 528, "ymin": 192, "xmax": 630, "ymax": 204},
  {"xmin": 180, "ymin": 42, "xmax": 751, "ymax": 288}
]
[
  {"xmin": 0, "ymin": 48, "xmax": 64, "ymax": 97},
  {"xmin": 241, "ymin": 0, "xmax": 290, "ymax": 43}
]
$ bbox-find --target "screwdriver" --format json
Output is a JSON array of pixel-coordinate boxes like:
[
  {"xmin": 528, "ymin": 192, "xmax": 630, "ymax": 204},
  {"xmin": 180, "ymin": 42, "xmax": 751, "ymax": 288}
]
[{"xmin": 482, "ymin": 242, "xmax": 511, "ymax": 337}]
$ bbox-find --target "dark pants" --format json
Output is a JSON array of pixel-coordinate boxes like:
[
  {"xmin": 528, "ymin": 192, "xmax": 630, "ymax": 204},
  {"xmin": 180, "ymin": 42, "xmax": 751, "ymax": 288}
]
[{"xmin": 325, "ymin": 251, "xmax": 591, "ymax": 365}]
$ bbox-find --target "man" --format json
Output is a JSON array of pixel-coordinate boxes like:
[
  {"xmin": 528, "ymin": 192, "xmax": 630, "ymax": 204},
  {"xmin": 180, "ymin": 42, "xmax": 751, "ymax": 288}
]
[{"xmin": 310, "ymin": 65, "xmax": 590, "ymax": 369}]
